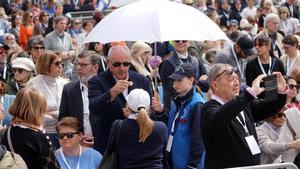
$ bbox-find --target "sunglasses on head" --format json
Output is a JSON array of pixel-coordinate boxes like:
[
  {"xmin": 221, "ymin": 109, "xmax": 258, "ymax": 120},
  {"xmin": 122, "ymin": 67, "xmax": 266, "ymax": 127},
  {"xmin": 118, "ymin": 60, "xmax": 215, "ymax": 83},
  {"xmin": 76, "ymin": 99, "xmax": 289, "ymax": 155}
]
[
  {"xmin": 174, "ymin": 40, "xmax": 188, "ymax": 43},
  {"xmin": 289, "ymin": 84, "xmax": 300, "ymax": 90},
  {"xmin": 58, "ymin": 131, "xmax": 79, "ymax": 139},
  {"xmin": 52, "ymin": 61, "xmax": 64, "ymax": 67},
  {"xmin": 112, "ymin": 61, "xmax": 130, "ymax": 67},
  {"xmin": 213, "ymin": 66, "xmax": 236, "ymax": 81},
  {"xmin": 12, "ymin": 68, "xmax": 26, "ymax": 74},
  {"xmin": 273, "ymin": 113, "xmax": 286, "ymax": 119}
]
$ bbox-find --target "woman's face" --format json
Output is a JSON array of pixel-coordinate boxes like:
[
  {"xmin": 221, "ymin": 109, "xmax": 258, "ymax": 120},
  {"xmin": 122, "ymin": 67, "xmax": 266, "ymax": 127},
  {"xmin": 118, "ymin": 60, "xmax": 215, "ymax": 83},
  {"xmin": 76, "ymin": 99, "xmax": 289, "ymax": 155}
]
[
  {"xmin": 14, "ymin": 17, "xmax": 21, "ymax": 26},
  {"xmin": 49, "ymin": 57, "xmax": 63, "ymax": 77},
  {"xmin": 94, "ymin": 43, "xmax": 103, "ymax": 53},
  {"xmin": 287, "ymin": 78, "xmax": 298, "ymax": 99},
  {"xmin": 279, "ymin": 10, "xmax": 288, "ymax": 20},
  {"xmin": 270, "ymin": 112, "xmax": 286, "ymax": 128},
  {"xmin": 173, "ymin": 77, "xmax": 194, "ymax": 95},
  {"xmin": 255, "ymin": 41, "xmax": 270, "ymax": 57},
  {"xmin": 140, "ymin": 50, "xmax": 151, "ymax": 64},
  {"xmin": 13, "ymin": 68, "xmax": 31, "ymax": 83},
  {"xmin": 58, "ymin": 126, "xmax": 82, "ymax": 150}
]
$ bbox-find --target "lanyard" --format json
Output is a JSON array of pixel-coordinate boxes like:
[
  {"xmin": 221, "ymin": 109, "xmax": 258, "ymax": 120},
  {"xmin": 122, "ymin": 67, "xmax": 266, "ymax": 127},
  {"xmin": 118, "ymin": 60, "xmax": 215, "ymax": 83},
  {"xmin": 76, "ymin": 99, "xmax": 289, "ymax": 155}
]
[
  {"xmin": 59, "ymin": 145, "xmax": 82, "ymax": 169},
  {"xmin": 235, "ymin": 111, "xmax": 250, "ymax": 135},
  {"xmin": 286, "ymin": 56, "xmax": 296, "ymax": 75},
  {"xmin": 231, "ymin": 45, "xmax": 244, "ymax": 79},
  {"xmin": 257, "ymin": 56, "xmax": 273, "ymax": 75},
  {"xmin": 100, "ymin": 57, "xmax": 107, "ymax": 71},
  {"xmin": 211, "ymin": 94, "xmax": 250, "ymax": 135}
]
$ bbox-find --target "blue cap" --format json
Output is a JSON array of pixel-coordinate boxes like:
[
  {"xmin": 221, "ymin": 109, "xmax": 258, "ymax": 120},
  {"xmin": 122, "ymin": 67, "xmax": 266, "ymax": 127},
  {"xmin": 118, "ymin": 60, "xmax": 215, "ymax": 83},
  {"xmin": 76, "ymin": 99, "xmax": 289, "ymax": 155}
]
[{"xmin": 169, "ymin": 63, "xmax": 196, "ymax": 80}]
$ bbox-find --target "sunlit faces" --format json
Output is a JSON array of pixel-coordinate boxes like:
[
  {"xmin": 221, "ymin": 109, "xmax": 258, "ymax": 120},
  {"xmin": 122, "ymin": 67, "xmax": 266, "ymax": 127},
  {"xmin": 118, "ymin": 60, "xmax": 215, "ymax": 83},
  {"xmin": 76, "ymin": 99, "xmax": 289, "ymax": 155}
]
[
  {"xmin": 266, "ymin": 20, "xmax": 279, "ymax": 33},
  {"xmin": 287, "ymin": 78, "xmax": 299, "ymax": 99},
  {"xmin": 107, "ymin": 50, "xmax": 130, "ymax": 80},
  {"xmin": 173, "ymin": 77, "xmax": 194, "ymax": 95},
  {"xmin": 254, "ymin": 42, "xmax": 270, "ymax": 56},
  {"xmin": 49, "ymin": 57, "xmax": 63, "ymax": 77},
  {"xmin": 58, "ymin": 126, "xmax": 82, "ymax": 150},
  {"xmin": 211, "ymin": 66, "xmax": 240, "ymax": 101}
]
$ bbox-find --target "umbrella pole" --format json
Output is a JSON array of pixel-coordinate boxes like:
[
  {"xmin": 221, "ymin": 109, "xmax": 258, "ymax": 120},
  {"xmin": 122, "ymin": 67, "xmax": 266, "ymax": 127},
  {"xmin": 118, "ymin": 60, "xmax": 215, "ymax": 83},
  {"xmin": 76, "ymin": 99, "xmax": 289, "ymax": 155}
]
[{"xmin": 154, "ymin": 42, "xmax": 158, "ymax": 91}]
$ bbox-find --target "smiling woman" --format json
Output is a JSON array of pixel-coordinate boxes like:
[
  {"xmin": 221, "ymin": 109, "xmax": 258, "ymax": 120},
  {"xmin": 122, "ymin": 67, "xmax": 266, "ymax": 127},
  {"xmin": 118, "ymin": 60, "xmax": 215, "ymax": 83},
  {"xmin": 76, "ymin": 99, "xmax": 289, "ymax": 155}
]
[{"xmin": 55, "ymin": 117, "xmax": 102, "ymax": 169}]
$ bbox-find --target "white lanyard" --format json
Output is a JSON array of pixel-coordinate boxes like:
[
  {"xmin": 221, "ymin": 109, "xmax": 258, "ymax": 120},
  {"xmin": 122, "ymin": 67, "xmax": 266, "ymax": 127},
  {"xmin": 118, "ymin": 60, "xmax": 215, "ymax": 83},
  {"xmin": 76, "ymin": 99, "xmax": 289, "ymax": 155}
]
[
  {"xmin": 100, "ymin": 57, "xmax": 107, "ymax": 71},
  {"xmin": 3, "ymin": 65, "xmax": 7, "ymax": 79},
  {"xmin": 235, "ymin": 111, "xmax": 250, "ymax": 135},
  {"xmin": 257, "ymin": 56, "xmax": 272, "ymax": 75},
  {"xmin": 212, "ymin": 94, "xmax": 249, "ymax": 135},
  {"xmin": 59, "ymin": 145, "xmax": 82, "ymax": 169},
  {"xmin": 281, "ymin": 20, "xmax": 290, "ymax": 34},
  {"xmin": 72, "ymin": 0, "xmax": 79, "ymax": 6},
  {"xmin": 286, "ymin": 56, "xmax": 296, "ymax": 75},
  {"xmin": 231, "ymin": 45, "xmax": 244, "ymax": 79}
]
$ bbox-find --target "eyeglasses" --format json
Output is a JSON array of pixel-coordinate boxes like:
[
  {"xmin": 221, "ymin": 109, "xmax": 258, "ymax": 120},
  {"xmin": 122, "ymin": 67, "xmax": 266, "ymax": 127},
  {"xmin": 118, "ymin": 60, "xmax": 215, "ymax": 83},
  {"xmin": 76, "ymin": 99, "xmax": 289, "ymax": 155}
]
[
  {"xmin": 42, "ymin": 14, "xmax": 48, "ymax": 17},
  {"xmin": 288, "ymin": 84, "xmax": 300, "ymax": 90},
  {"xmin": 75, "ymin": 22, "xmax": 81, "ymax": 25},
  {"xmin": 111, "ymin": 61, "xmax": 131, "ymax": 67},
  {"xmin": 32, "ymin": 46, "xmax": 45, "ymax": 50},
  {"xmin": 273, "ymin": 113, "xmax": 286, "ymax": 119},
  {"xmin": 174, "ymin": 40, "xmax": 188, "ymax": 43},
  {"xmin": 230, "ymin": 24, "xmax": 238, "ymax": 27},
  {"xmin": 29, "ymin": 15, "xmax": 33, "ymax": 18},
  {"xmin": 76, "ymin": 62, "xmax": 92, "ymax": 68},
  {"xmin": 12, "ymin": 68, "xmax": 26, "ymax": 74},
  {"xmin": 58, "ymin": 131, "xmax": 79, "ymax": 139},
  {"xmin": 52, "ymin": 61, "xmax": 64, "ymax": 67},
  {"xmin": 213, "ymin": 66, "xmax": 236, "ymax": 81},
  {"xmin": 254, "ymin": 43, "xmax": 266, "ymax": 47},
  {"xmin": 279, "ymin": 12, "xmax": 286, "ymax": 14}
]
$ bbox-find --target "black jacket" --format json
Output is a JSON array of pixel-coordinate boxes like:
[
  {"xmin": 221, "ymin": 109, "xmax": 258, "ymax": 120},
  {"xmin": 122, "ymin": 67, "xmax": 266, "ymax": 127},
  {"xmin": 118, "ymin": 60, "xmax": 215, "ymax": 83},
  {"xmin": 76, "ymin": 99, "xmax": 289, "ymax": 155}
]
[
  {"xmin": 88, "ymin": 70, "xmax": 152, "ymax": 154},
  {"xmin": 201, "ymin": 89, "xmax": 286, "ymax": 169}
]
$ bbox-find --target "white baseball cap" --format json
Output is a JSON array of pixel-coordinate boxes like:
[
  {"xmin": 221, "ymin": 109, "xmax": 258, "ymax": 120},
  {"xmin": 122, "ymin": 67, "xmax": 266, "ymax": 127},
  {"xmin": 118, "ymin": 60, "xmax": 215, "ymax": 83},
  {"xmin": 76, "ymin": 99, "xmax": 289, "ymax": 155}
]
[{"xmin": 127, "ymin": 89, "xmax": 150, "ymax": 112}]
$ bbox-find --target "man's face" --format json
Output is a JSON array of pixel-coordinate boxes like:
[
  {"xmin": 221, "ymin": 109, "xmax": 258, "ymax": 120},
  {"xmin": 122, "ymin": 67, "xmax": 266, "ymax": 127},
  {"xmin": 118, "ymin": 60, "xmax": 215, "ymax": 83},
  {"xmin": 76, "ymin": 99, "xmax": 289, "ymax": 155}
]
[
  {"xmin": 30, "ymin": 45, "xmax": 44, "ymax": 63},
  {"xmin": 56, "ymin": 19, "xmax": 67, "ymax": 32},
  {"xmin": 173, "ymin": 40, "xmax": 189, "ymax": 54},
  {"xmin": 267, "ymin": 19, "xmax": 279, "ymax": 33},
  {"xmin": 283, "ymin": 43, "xmax": 298, "ymax": 56},
  {"xmin": 56, "ymin": 6, "xmax": 63, "ymax": 16},
  {"xmin": 0, "ymin": 48, "xmax": 7, "ymax": 62},
  {"xmin": 107, "ymin": 49, "xmax": 131, "ymax": 80},
  {"xmin": 211, "ymin": 66, "xmax": 240, "ymax": 102},
  {"xmin": 76, "ymin": 57, "xmax": 98, "ymax": 83}
]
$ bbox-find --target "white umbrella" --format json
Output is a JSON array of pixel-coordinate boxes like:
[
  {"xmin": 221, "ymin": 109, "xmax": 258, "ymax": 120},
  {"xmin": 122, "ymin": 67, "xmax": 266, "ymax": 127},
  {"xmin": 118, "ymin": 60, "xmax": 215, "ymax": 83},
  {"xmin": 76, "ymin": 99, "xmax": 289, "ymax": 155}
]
[
  {"xmin": 108, "ymin": 0, "xmax": 139, "ymax": 8},
  {"xmin": 84, "ymin": 0, "xmax": 229, "ymax": 44}
]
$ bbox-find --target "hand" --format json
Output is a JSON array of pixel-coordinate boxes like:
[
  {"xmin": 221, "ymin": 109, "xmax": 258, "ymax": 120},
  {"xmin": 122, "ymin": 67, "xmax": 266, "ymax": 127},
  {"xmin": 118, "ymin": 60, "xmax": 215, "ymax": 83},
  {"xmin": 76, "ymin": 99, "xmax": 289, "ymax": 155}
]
[
  {"xmin": 251, "ymin": 74, "xmax": 266, "ymax": 96},
  {"xmin": 288, "ymin": 139, "xmax": 300, "ymax": 149},
  {"xmin": 81, "ymin": 135, "xmax": 94, "ymax": 147},
  {"xmin": 199, "ymin": 75, "xmax": 207, "ymax": 81},
  {"xmin": 110, "ymin": 80, "xmax": 132, "ymax": 100},
  {"xmin": 151, "ymin": 91, "xmax": 163, "ymax": 113},
  {"xmin": 273, "ymin": 72, "xmax": 287, "ymax": 93}
]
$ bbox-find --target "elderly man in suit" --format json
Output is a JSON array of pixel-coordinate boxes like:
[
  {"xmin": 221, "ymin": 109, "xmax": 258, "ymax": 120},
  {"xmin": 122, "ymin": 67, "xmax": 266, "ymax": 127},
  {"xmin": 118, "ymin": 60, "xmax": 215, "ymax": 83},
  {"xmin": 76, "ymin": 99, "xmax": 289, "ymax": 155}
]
[
  {"xmin": 59, "ymin": 51, "xmax": 99, "ymax": 147},
  {"xmin": 88, "ymin": 45, "xmax": 152, "ymax": 154}
]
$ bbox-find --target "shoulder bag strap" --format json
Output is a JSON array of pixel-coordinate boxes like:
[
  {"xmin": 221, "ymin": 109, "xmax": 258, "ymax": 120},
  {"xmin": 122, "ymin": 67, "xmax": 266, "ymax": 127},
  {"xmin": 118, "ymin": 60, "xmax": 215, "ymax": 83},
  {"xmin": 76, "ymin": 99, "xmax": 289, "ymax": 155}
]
[
  {"xmin": 286, "ymin": 119, "xmax": 297, "ymax": 139},
  {"xmin": 115, "ymin": 120, "xmax": 123, "ymax": 151},
  {"xmin": 7, "ymin": 126, "xmax": 15, "ymax": 153}
]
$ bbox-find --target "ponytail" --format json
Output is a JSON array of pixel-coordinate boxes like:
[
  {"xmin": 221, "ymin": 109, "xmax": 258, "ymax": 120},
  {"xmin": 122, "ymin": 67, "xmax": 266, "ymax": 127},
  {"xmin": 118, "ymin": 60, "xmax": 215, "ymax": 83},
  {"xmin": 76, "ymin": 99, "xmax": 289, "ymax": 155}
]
[{"xmin": 136, "ymin": 108, "xmax": 154, "ymax": 143}]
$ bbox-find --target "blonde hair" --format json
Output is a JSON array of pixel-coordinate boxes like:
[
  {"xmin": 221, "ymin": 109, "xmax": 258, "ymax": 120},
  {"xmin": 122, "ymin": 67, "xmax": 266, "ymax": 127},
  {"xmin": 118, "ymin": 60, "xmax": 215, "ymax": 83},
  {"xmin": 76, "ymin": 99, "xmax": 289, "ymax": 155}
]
[
  {"xmin": 130, "ymin": 42, "xmax": 153, "ymax": 77},
  {"xmin": 124, "ymin": 107, "xmax": 154, "ymax": 143},
  {"xmin": 9, "ymin": 88, "xmax": 47, "ymax": 126}
]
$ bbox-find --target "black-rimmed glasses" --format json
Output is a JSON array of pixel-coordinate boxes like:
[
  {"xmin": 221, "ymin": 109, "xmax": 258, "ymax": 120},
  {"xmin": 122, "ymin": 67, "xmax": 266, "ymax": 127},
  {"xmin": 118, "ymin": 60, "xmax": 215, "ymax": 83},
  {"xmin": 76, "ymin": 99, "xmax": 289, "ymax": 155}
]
[{"xmin": 213, "ymin": 66, "xmax": 236, "ymax": 81}]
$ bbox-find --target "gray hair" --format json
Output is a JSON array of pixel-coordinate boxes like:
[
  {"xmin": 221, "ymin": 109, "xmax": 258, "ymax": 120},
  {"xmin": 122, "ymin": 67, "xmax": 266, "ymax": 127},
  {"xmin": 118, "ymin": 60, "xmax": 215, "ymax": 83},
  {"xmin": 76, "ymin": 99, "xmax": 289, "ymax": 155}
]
[
  {"xmin": 27, "ymin": 35, "xmax": 44, "ymax": 50},
  {"xmin": 208, "ymin": 63, "xmax": 229, "ymax": 84},
  {"xmin": 264, "ymin": 13, "xmax": 280, "ymax": 28},
  {"xmin": 78, "ymin": 50, "xmax": 100, "ymax": 65},
  {"xmin": 107, "ymin": 45, "xmax": 130, "ymax": 60}
]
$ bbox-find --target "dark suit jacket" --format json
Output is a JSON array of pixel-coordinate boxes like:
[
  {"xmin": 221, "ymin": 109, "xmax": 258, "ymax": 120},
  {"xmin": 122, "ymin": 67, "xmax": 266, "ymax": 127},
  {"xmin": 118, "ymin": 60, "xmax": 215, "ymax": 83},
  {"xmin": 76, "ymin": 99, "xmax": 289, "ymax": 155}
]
[
  {"xmin": 282, "ymin": 2, "xmax": 299, "ymax": 19},
  {"xmin": 0, "ymin": 0, "xmax": 10, "ymax": 15},
  {"xmin": 88, "ymin": 69, "xmax": 152, "ymax": 154},
  {"xmin": 201, "ymin": 89, "xmax": 287, "ymax": 169}
]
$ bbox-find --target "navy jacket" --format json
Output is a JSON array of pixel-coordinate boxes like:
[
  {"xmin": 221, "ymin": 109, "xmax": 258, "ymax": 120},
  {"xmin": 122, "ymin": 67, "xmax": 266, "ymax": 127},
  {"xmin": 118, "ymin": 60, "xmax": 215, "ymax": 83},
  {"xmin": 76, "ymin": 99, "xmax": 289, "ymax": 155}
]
[{"xmin": 88, "ymin": 70, "xmax": 152, "ymax": 154}]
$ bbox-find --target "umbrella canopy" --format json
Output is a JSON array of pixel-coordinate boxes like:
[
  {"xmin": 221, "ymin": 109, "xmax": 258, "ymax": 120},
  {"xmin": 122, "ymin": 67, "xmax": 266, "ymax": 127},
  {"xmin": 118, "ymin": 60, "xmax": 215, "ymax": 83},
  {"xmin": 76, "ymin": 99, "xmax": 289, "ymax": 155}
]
[
  {"xmin": 84, "ymin": 0, "xmax": 229, "ymax": 44},
  {"xmin": 108, "ymin": 0, "xmax": 139, "ymax": 8}
]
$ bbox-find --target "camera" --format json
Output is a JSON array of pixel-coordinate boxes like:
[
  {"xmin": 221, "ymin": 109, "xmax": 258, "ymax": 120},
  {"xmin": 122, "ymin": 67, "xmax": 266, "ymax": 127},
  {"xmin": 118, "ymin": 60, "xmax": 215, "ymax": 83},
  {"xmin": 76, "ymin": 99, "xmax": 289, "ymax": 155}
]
[{"xmin": 261, "ymin": 74, "xmax": 278, "ymax": 101}]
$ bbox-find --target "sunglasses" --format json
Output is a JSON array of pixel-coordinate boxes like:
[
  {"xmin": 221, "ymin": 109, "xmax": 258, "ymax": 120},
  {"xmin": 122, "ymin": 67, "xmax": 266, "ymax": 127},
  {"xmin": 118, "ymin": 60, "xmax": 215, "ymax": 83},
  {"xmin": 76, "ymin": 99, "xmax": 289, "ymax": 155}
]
[
  {"xmin": 43, "ymin": 14, "xmax": 48, "ymax": 17},
  {"xmin": 33, "ymin": 46, "xmax": 45, "ymax": 50},
  {"xmin": 75, "ymin": 22, "xmax": 81, "ymax": 25},
  {"xmin": 52, "ymin": 61, "xmax": 64, "ymax": 67},
  {"xmin": 76, "ymin": 62, "xmax": 92, "ymax": 68},
  {"xmin": 273, "ymin": 113, "xmax": 286, "ymax": 119},
  {"xmin": 213, "ymin": 66, "xmax": 236, "ymax": 81},
  {"xmin": 289, "ymin": 84, "xmax": 300, "ymax": 90},
  {"xmin": 58, "ymin": 131, "xmax": 79, "ymax": 139},
  {"xmin": 279, "ymin": 12, "xmax": 286, "ymax": 14},
  {"xmin": 254, "ymin": 43, "xmax": 266, "ymax": 47},
  {"xmin": 112, "ymin": 61, "xmax": 130, "ymax": 67},
  {"xmin": 174, "ymin": 40, "xmax": 188, "ymax": 43},
  {"xmin": 12, "ymin": 68, "xmax": 26, "ymax": 74}
]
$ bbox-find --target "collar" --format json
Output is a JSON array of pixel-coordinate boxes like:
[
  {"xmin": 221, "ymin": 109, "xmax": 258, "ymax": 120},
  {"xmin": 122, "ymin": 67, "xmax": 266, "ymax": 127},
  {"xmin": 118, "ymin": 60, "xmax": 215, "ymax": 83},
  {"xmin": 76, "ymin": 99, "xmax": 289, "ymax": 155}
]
[
  {"xmin": 176, "ymin": 52, "xmax": 188, "ymax": 59},
  {"xmin": 173, "ymin": 87, "xmax": 194, "ymax": 106},
  {"xmin": 211, "ymin": 94, "xmax": 226, "ymax": 105}
]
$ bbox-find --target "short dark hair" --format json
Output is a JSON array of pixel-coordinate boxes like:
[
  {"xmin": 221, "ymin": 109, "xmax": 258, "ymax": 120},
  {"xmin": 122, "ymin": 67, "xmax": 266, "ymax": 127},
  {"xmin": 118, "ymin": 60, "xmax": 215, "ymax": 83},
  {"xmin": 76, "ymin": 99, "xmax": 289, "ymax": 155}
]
[
  {"xmin": 282, "ymin": 35, "xmax": 298, "ymax": 47},
  {"xmin": 77, "ymin": 50, "xmax": 100, "ymax": 65}
]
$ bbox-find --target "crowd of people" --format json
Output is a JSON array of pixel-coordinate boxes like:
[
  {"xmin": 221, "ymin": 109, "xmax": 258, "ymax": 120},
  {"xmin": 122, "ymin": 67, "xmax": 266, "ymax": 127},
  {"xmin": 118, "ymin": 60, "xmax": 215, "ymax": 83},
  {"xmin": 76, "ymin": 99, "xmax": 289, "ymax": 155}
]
[{"xmin": 0, "ymin": 0, "xmax": 300, "ymax": 168}]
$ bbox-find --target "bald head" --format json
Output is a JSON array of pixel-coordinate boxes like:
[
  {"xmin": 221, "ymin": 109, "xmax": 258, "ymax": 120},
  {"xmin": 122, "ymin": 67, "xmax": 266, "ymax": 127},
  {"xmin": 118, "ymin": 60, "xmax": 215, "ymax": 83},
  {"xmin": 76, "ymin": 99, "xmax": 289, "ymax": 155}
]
[{"xmin": 108, "ymin": 45, "xmax": 130, "ymax": 61}]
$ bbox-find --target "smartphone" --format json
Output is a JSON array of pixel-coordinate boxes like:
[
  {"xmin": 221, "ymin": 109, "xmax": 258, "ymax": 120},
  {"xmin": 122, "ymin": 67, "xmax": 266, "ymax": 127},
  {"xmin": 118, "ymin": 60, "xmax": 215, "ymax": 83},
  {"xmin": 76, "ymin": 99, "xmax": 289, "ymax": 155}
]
[{"xmin": 262, "ymin": 74, "xmax": 278, "ymax": 101}]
